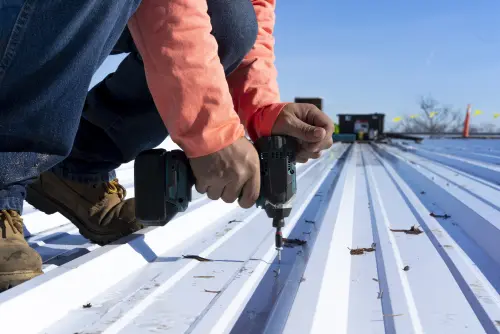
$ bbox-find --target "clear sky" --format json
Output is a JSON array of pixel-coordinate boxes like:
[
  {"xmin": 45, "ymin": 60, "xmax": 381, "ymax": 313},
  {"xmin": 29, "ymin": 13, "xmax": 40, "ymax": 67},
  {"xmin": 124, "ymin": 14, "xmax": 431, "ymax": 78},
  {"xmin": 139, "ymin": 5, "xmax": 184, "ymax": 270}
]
[{"xmin": 92, "ymin": 0, "xmax": 500, "ymax": 128}]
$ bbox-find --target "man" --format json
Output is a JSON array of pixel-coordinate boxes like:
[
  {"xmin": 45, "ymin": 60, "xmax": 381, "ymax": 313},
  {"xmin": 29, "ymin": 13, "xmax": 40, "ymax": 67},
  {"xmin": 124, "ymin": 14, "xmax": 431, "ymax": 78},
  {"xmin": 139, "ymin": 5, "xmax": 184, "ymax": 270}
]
[{"xmin": 0, "ymin": 0, "xmax": 334, "ymax": 291}]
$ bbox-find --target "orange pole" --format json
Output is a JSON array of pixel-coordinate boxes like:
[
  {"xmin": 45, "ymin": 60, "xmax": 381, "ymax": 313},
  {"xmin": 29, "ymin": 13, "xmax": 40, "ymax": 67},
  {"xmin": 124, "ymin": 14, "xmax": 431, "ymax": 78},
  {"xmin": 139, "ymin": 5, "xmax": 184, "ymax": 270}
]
[{"xmin": 463, "ymin": 104, "xmax": 471, "ymax": 138}]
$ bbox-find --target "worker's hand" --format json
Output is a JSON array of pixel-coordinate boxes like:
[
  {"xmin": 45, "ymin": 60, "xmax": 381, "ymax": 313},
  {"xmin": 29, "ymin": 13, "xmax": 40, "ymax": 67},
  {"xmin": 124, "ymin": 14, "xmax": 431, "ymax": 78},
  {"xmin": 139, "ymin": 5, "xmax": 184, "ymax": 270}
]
[
  {"xmin": 272, "ymin": 103, "xmax": 335, "ymax": 163},
  {"xmin": 189, "ymin": 137, "xmax": 260, "ymax": 209}
]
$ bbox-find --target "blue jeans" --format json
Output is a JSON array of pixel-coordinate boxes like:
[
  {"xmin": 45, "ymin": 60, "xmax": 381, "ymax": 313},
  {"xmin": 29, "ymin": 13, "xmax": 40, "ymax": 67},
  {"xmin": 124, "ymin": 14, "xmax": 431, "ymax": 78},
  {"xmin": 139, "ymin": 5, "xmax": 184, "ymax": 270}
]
[{"xmin": 0, "ymin": 0, "xmax": 258, "ymax": 214}]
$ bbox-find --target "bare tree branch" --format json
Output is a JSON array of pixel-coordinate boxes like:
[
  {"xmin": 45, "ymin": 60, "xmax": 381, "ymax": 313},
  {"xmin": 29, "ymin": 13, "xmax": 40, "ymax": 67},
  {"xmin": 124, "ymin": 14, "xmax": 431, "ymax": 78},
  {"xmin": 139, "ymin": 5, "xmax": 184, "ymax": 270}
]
[
  {"xmin": 470, "ymin": 123, "xmax": 499, "ymax": 133},
  {"xmin": 393, "ymin": 95, "xmax": 464, "ymax": 133}
]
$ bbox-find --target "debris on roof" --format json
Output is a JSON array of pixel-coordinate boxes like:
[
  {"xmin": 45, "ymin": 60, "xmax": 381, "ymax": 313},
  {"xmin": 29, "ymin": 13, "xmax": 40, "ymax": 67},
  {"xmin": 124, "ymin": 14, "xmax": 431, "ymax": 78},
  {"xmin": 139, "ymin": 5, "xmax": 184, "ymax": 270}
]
[{"xmin": 390, "ymin": 225, "xmax": 424, "ymax": 235}]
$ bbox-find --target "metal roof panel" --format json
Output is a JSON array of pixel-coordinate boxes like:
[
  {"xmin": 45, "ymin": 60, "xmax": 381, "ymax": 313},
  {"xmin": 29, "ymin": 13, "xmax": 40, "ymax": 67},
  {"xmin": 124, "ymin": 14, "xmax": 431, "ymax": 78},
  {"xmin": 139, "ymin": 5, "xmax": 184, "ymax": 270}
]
[{"xmin": 0, "ymin": 139, "xmax": 499, "ymax": 334}]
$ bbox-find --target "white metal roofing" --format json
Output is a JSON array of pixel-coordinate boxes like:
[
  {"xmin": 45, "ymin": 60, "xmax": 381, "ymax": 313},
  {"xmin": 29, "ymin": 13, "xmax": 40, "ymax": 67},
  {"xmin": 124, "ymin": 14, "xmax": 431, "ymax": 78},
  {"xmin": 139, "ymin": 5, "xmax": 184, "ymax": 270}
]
[{"xmin": 0, "ymin": 138, "xmax": 499, "ymax": 334}]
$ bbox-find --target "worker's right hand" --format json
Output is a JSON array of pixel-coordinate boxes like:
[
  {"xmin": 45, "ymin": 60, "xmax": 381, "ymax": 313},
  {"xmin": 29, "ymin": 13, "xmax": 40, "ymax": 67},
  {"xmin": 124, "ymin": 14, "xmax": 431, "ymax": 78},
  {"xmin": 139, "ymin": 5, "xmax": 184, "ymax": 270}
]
[
  {"xmin": 272, "ymin": 103, "xmax": 335, "ymax": 163},
  {"xmin": 188, "ymin": 137, "xmax": 260, "ymax": 209}
]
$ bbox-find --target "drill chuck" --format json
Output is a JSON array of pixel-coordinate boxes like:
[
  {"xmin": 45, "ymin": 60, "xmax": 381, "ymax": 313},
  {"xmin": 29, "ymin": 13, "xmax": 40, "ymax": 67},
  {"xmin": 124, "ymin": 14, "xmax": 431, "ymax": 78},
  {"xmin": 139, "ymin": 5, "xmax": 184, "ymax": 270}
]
[{"xmin": 274, "ymin": 220, "xmax": 284, "ymax": 250}]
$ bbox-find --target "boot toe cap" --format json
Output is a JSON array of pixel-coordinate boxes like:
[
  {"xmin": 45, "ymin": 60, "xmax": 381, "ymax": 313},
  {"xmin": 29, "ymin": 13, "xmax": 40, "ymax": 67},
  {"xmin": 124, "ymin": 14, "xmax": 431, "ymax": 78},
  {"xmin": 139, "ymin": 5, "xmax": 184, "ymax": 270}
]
[
  {"xmin": 0, "ymin": 240, "xmax": 43, "ymax": 272},
  {"xmin": 110, "ymin": 198, "xmax": 143, "ymax": 230},
  {"xmin": 0, "ymin": 240, "xmax": 43, "ymax": 290}
]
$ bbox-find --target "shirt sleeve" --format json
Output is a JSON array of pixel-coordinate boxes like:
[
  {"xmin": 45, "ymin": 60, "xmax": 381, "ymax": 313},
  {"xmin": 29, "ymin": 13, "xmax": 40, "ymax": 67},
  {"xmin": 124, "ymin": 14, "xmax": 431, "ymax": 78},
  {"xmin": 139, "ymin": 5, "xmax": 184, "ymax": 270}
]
[
  {"xmin": 127, "ymin": 0, "xmax": 245, "ymax": 158},
  {"xmin": 226, "ymin": 0, "xmax": 289, "ymax": 143}
]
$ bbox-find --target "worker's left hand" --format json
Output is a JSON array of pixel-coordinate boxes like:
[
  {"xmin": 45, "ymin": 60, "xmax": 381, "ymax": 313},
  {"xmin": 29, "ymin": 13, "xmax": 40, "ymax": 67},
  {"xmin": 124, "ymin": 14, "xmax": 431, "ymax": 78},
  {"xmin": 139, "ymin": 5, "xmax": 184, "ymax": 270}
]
[{"xmin": 272, "ymin": 103, "xmax": 335, "ymax": 163}]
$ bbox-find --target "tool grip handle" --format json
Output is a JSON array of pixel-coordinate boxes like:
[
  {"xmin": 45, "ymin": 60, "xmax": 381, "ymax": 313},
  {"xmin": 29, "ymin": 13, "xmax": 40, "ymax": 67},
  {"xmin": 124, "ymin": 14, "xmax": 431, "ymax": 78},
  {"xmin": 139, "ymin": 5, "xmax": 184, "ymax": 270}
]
[
  {"xmin": 165, "ymin": 150, "xmax": 195, "ymax": 212},
  {"xmin": 255, "ymin": 135, "xmax": 298, "ymax": 211}
]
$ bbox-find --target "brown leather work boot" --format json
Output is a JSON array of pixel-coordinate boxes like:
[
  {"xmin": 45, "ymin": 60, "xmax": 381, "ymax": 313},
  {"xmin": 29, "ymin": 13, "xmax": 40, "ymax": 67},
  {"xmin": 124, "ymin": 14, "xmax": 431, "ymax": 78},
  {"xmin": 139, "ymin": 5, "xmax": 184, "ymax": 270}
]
[
  {"xmin": 26, "ymin": 171, "xmax": 143, "ymax": 246},
  {"xmin": 0, "ymin": 210, "xmax": 43, "ymax": 292}
]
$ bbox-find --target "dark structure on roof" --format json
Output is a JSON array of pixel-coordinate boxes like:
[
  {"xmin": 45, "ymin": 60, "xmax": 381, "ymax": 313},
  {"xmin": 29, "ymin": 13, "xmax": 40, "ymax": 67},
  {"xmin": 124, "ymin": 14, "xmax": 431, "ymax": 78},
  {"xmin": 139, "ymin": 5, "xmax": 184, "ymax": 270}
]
[
  {"xmin": 294, "ymin": 97, "xmax": 323, "ymax": 111},
  {"xmin": 337, "ymin": 113, "xmax": 385, "ymax": 135},
  {"xmin": 335, "ymin": 113, "xmax": 423, "ymax": 143}
]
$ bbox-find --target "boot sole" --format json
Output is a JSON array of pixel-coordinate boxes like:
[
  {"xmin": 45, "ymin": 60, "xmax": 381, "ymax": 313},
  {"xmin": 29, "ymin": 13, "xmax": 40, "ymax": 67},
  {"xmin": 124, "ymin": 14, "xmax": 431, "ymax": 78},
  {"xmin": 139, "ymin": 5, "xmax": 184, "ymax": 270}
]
[
  {"xmin": 26, "ymin": 185, "xmax": 141, "ymax": 246},
  {"xmin": 0, "ymin": 270, "xmax": 43, "ymax": 293}
]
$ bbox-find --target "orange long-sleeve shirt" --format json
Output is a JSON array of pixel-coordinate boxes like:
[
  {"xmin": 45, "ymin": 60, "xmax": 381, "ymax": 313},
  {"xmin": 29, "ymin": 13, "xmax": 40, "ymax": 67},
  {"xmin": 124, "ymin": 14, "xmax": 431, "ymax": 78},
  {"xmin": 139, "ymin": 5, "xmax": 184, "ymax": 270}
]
[{"xmin": 128, "ymin": 0, "xmax": 287, "ymax": 158}]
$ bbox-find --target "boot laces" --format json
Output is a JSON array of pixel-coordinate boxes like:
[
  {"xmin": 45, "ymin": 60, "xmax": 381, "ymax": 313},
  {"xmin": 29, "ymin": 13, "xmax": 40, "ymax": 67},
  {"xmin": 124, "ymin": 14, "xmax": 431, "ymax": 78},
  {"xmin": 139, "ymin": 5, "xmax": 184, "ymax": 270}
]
[
  {"xmin": 104, "ymin": 179, "xmax": 127, "ymax": 200},
  {"xmin": 0, "ymin": 210, "xmax": 23, "ymax": 234}
]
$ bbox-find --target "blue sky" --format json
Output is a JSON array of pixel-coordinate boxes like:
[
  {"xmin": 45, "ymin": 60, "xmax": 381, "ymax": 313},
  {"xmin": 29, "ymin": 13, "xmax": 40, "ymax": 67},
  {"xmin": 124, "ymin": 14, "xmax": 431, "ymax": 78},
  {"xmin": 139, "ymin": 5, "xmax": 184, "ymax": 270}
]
[
  {"xmin": 93, "ymin": 0, "xmax": 500, "ymax": 128},
  {"xmin": 273, "ymin": 0, "xmax": 500, "ymax": 127}
]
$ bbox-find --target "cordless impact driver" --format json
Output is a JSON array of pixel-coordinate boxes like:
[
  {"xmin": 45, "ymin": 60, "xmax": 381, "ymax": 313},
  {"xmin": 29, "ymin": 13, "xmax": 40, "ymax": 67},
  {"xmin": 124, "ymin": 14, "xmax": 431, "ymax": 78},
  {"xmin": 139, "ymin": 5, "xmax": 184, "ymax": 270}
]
[{"xmin": 134, "ymin": 135, "xmax": 298, "ymax": 262}]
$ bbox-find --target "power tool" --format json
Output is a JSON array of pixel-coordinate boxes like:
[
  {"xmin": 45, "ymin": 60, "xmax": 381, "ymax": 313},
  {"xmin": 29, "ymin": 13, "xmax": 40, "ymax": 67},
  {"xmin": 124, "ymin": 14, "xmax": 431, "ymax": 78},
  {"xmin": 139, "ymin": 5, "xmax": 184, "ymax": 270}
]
[
  {"xmin": 134, "ymin": 135, "xmax": 298, "ymax": 262},
  {"xmin": 253, "ymin": 135, "xmax": 298, "ymax": 264}
]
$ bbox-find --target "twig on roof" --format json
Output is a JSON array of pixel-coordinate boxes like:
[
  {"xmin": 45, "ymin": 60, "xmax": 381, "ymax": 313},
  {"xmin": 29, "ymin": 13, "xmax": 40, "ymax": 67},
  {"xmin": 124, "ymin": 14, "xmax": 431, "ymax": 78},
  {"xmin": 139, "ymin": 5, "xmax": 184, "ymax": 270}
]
[
  {"xmin": 182, "ymin": 255, "xmax": 213, "ymax": 262},
  {"xmin": 430, "ymin": 212, "xmax": 451, "ymax": 219},
  {"xmin": 348, "ymin": 246, "xmax": 376, "ymax": 255},
  {"xmin": 390, "ymin": 225, "xmax": 423, "ymax": 235}
]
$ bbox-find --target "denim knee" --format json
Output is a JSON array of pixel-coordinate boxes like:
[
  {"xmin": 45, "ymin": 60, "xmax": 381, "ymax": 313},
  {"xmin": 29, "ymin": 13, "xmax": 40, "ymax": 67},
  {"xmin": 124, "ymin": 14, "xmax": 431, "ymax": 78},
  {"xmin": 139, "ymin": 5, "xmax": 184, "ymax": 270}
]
[{"xmin": 208, "ymin": 0, "xmax": 258, "ymax": 75}]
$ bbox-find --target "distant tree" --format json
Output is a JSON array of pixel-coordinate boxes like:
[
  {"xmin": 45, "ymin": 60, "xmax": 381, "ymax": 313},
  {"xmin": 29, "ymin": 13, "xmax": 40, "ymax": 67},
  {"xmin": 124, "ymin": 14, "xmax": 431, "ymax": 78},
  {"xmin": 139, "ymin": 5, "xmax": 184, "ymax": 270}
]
[
  {"xmin": 481, "ymin": 123, "xmax": 498, "ymax": 133},
  {"xmin": 470, "ymin": 123, "xmax": 499, "ymax": 134},
  {"xmin": 469, "ymin": 125, "xmax": 480, "ymax": 134},
  {"xmin": 393, "ymin": 96, "xmax": 464, "ymax": 133}
]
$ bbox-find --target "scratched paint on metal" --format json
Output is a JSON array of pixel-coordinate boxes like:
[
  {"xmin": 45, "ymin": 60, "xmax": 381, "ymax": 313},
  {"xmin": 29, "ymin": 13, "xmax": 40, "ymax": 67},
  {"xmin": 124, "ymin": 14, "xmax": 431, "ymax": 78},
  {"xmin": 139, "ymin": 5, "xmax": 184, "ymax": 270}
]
[{"xmin": 0, "ymin": 138, "xmax": 499, "ymax": 334}]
